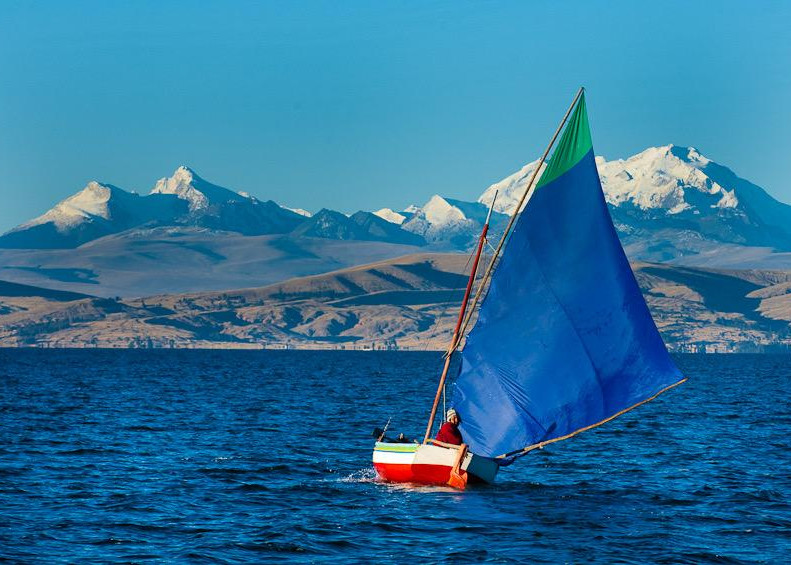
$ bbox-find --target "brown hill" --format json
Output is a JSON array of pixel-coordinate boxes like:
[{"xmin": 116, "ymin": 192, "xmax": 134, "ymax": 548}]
[{"xmin": 2, "ymin": 254, "xmax": 791, "ymax": 352}]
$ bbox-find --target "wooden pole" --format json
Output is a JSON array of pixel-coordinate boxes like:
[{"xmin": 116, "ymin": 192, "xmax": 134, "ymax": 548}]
[
  {"xmin": 422, "ymin": 193, "xmax": 497, "ymax": 443},
  {"xmin": 456, "ymin": 87, "xmax": 585, "ymax": 345},
  {"xmin": 496, "ymin": 378, "xmax": 687, "ymax": 459}
]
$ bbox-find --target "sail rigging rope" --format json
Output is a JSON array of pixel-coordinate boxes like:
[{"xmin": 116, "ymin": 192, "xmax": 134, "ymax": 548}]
[{"xmin": 442, "ymin": 383, "xmax": 446, "ymax": 421}]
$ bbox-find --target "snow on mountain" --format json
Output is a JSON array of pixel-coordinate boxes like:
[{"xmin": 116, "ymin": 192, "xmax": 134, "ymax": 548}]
[
  {"xmin": 474, "ymin": 144, "xmax": 791, "ymax": 261},
  {"xmin": 597, "ymin": 145, "xmax": 738, "ymax": 213},
  {"xmin": 285, "ymin": 207, "xmax": 313, "ymax": 217},
  {"xmin": 19, "ymin": 181, "xmax": 122, "ymax": 231},
  {"xmin": 5, "ymin": 148, "xmax": 791, "ymax": 266},
  {"xmin": 400, "ymin": 205, "xmax": 419, "ymax": 224},
  {"xmin": 479, "ymin": 145, "xmax": 744, "ymax": 217},
  {"xmin": 478, "ymin": 161, "xmax": 546, "ymax": 215},
  {"xmin": 0, "ymin": 166, "xmax": 305, "ymax": 248},
  {"xmin": 147, "ymin": 166, "xmax": 306, "ymax": 235},
  {"xmin": 191, "ymin": 198, "xmax": 306, "ymax": 236},
  {"xmin": 397, "ymin": 144, "xmax": 791, "ymax": 258},
  {"xmin": 401, "ymin": 195, "xmax": 483, "ymax": 248},
  {"xmin": 150, "ymin": 166, "xmax": 246, "ymax": 211},
  {"xmin": 373, "ymin": 208, "xmax": 406, "ymax": 225},
  {"xmin": 422, "ymin": 195, "xmax": 467, "ymax": 225},
  {"xmin": 0, "ymin": 180, "xmax": 189, "ymax": 249}
]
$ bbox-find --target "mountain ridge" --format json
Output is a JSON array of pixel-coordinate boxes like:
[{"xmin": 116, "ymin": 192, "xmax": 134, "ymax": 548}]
[
  {"xmin": 3, "ymin": 254, "xmax": 791, "ymax": 353},
  {"xmin": 3, "ymin": 146, "xmax": 791, "ymax": 295},
  {"xmin": 477, "ymin": 144, "xmax": 791, "ymax": 262}
]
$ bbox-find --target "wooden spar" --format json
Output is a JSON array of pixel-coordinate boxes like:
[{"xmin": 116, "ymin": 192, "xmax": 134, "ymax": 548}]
[
  {"xmin": 496, "ymin": 378, "xmax": 688, "ymax": 459},
  {"xmin": 455, "ymin": 87, "xmax": 585, "ymax": 346},
  {"xmin": 422, "ymin": 192, "xmax": 498, "ymax": 444}
]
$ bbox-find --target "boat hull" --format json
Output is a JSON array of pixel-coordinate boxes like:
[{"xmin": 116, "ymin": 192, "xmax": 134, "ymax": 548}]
[{"xmin": 372, "ymin": 442, "xmax": 498, "ymax": 487}]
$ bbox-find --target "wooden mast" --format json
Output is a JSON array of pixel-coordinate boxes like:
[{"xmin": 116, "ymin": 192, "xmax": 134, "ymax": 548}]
[
  {"xmin": 422, "ymin": 192, "xmax": 497, "ymax": 443},
  {"xmin": 455, "ymin": 87, "xmax": 584, "ymax": 345},
  {"xmin": 422, "ymin": 87, "xmax": 584, "ymax": 444}
]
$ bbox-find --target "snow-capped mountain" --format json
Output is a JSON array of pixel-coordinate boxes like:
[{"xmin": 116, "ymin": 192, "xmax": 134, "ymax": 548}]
[
  {"xmin": 23, "ymin": 181, "xmax": 127, "ymax": 229},
  {"xmin": 148, "ymin": 166, "xmax": 307, "ymax": 236},
  {"xmin": 478, "ymin": 161, "xmax": 546, "ymax": 215},
  {"xmin": 0, "ymin": 166, "xmax": 426, "ymax": 250},
  {"xmin": 0, "ymin": 167, "xmax": 312, "ymax": 248},
  {"xmin": 474, "ymin": 145, "xmax": 791, "ymax": 261},
  {"xmin": 150, "ymin": 166, "xmax": 247, "ymax": 211},
  {"xmin": 400, "ymin": 195, "xmax": 506, "ymax": 249},
  {"xmin": 597, "ymin": 146, "xmax": 738, "ymax": 212},
  {"xmin": 477, "ymin": 145, "xmax": 744, "ymax": 216},
  {"xmin": 373, "ymin": 208, "xmax": 406, "ymax": 225},
  {"xmin": 0, "ymin": 181, "xmax": 187, "ymax": 248},
  {"xmin": 3, "ymin": 147, "xmax": 791, "ymax": 267}
]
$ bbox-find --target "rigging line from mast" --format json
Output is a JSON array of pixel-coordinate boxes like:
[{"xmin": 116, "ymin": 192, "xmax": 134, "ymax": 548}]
[
  {"xmin": 442, "ymin": 383, "xmax": 446, "ymax": 422},
  {"xmin": 453, "ymin": 86, "xmax": 585, "ymax": 352},
  {"xmin": 422, "ymin": 191, "xmax": 498, "ymax": 444},
  {"xmin": 455, "ymin": 226, "xmax": 492, "ymax": 357},
  {"xmin": 424, "ymin": 235, "xmax": 478, "ymax": 353}
]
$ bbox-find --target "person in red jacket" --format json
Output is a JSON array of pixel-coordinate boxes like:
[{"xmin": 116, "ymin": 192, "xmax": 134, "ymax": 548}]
[{"xmin": 436, "ymin": 408, "xmax": 463, "ymax": 445}]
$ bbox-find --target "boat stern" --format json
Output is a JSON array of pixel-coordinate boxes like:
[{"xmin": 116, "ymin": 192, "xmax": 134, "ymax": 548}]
[
  {"xmin": 372, "ymin": 442, "xmax": 420, "ymax": 482},
  {"xmin": 372, "ymin": 442, "xmax": 498, "ymax": 487}
]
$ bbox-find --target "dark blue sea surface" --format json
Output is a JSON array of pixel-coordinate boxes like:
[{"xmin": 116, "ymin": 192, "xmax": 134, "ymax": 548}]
[{"xmin": 1, "ymin": 350, "xmax": 789, "ymax": 563}]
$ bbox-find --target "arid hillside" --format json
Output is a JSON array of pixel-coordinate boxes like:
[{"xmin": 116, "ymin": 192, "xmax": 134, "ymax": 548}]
[{"xmin": 2, "ymin": 254, "xmax": 791, "ymax": 352}]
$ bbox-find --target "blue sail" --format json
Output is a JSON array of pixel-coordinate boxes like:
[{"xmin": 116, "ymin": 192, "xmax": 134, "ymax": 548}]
[{"xmin": 452, "ymin": 93, "xmax": 684, "ymax": 459}]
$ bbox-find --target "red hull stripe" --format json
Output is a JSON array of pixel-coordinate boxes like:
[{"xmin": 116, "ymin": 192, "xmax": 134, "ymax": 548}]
[{"xmin": 373, "ymin": 462, "xmax": 454, "ymax": 485}]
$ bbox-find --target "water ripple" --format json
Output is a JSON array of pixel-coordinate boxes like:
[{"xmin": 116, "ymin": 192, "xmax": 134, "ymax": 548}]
[{"xmin": 0, "ymin": 350, "xmax": 790, "ymax": 562}]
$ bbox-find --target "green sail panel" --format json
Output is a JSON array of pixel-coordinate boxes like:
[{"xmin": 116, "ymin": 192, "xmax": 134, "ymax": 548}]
[{"xmin": 536, "ymin": 91, "xmax": 593, "ymax": 189}]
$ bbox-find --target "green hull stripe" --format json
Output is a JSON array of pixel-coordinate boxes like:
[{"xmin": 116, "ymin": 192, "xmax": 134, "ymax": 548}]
[
  {"xmin": 536, "ymin": 92, "xmax": 593, "ymax": 189},
  {"xmin": 374, "ymin": 442, "xmax": 419, "ymax": 453}
]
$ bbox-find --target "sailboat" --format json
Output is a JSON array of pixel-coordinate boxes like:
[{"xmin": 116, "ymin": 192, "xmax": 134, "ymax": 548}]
[{"xmin": 372, "ymin": 88, "xmax": 686, "ymax": 489}]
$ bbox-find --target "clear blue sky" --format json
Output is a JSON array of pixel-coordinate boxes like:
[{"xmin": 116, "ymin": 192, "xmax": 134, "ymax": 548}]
[{"xmin": 1, "ymin": 1, "xmax": 789, "ymax": 233}]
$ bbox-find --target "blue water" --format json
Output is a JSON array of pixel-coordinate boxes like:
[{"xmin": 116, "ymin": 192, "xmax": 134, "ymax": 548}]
[{"xmin": 1, "ymin": 350, "xmax": 789, "ymax": 563}]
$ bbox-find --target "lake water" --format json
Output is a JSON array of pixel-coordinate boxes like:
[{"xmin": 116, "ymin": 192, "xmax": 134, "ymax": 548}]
[{"xmin": 1, "ymin": 350, "xmax": 789, "ymax": 563}]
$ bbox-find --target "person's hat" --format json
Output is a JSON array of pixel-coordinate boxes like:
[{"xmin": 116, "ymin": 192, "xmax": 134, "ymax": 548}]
[{"xmin": 446, "ymin": 408, "xmax": 459, "ymax": 421}]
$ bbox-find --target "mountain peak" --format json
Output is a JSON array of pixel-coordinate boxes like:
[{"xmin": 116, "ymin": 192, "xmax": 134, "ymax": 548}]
[
  {"xmin": 150, "ymin": 166, "xmax": 201, "ymax": 209},
  {"xmin": 18, "ymin": 180, "xmax": 122, "ymax": 231},
  {"xmin": 84, "ymin": 180, "xmax": 113, "ymax": 193},
  {"xmin": 172, "ymin": 165, "xmax": 196, "ymax": 181},
  {"xmin": 373, "ymin": 208, "xmax": 406, "ymax": 225},
  {"xmin": 480, "ymin": 145, "xmax": 738, "ymax": 217},
  {"xmin": 150, "ymin": 166, "xmax": 243, "ymax": 211},
  {"xmin": 598, "ymin": 144, "xmax": 735, "ymax": 213},
  {"xmin": 628, "ymin": 144, "xmax": 711, "ymax": 167},
  {"xmin": 400, "ymin": 194, "xmax": 480, "ymax": 248},
  {"xmin": 4, "ymin": 145, "xmax": 788, "ymax": 260},
  {"xmin": 668, "ymin": 145, "xmax": 711, "ymax": 166},
  {"xmin": 422, "ymin": 195, "xmax": 466, "ymax": 224}
]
